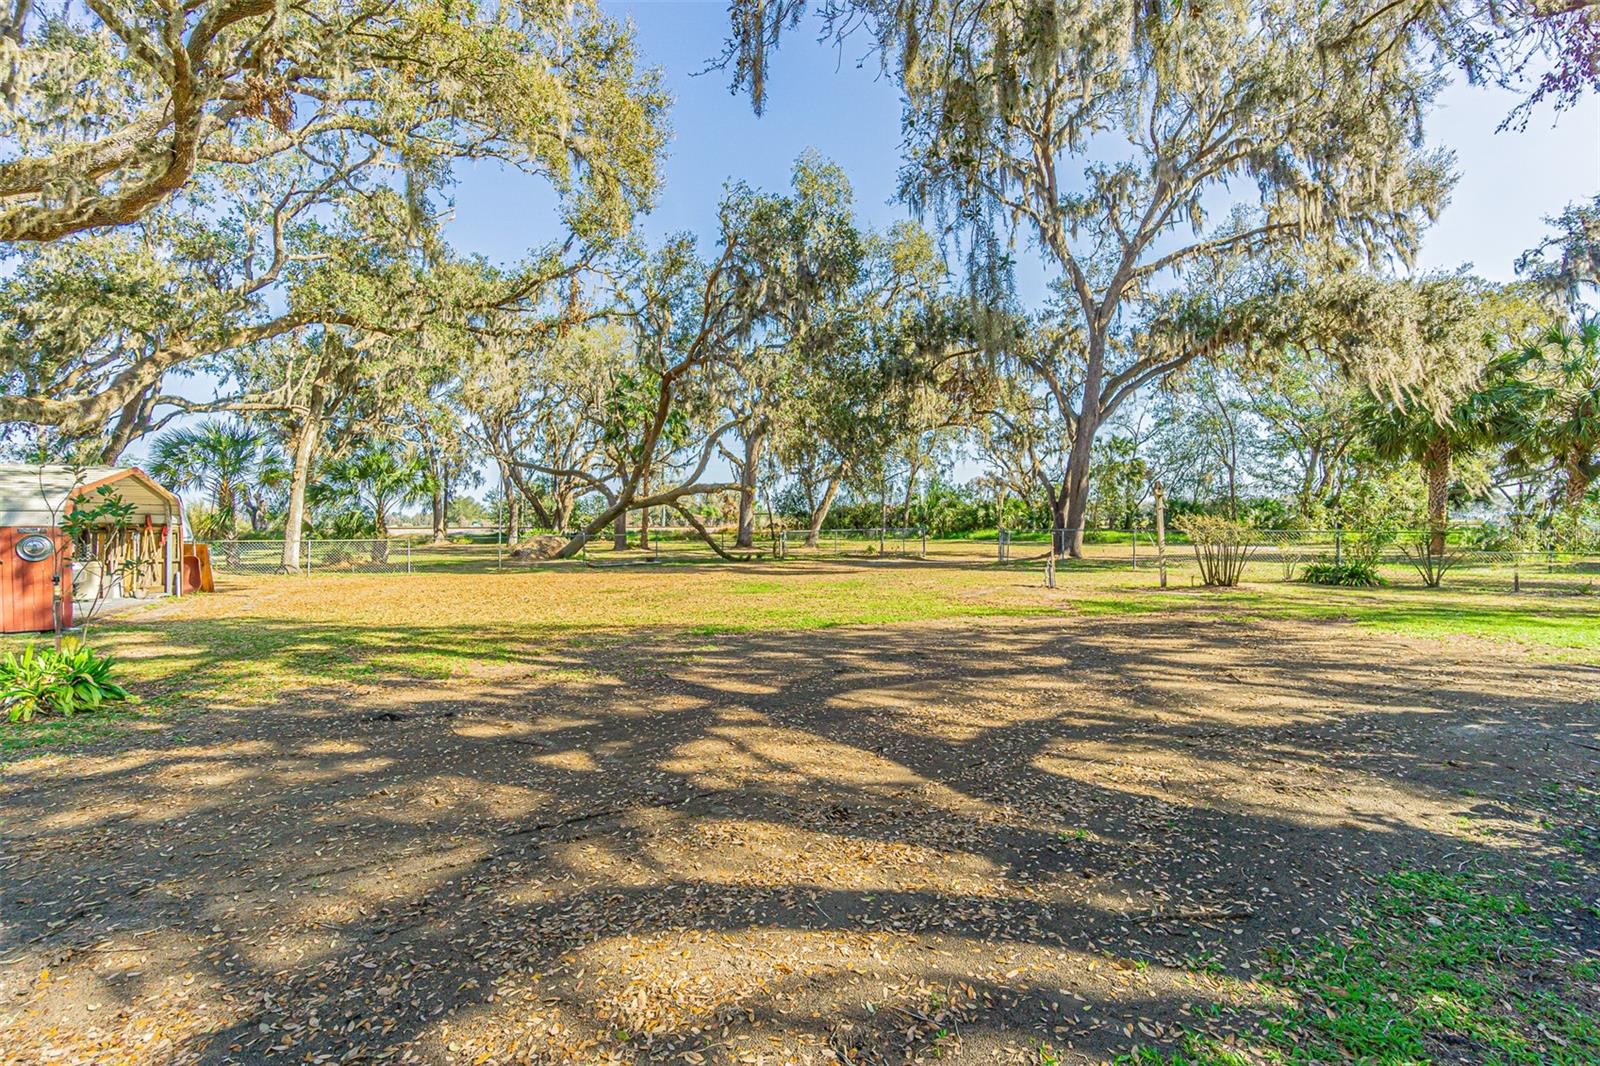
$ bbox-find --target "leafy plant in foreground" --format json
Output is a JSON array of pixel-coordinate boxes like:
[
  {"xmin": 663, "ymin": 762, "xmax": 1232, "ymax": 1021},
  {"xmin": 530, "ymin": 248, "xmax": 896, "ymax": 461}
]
[{"xmin": 0, "ymin": 640, "xmax": 131, "ymax": 723}]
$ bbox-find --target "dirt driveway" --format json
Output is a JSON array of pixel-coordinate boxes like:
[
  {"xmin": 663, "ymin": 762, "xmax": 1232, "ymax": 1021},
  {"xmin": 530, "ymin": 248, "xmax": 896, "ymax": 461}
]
[{"xmin": 2, "ymin": 609, "xmax": 1596, "ymax": 1064}]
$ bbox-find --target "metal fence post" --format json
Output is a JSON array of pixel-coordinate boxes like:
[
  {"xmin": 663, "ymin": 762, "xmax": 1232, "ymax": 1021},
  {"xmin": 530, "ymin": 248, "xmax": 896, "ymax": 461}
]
[
  {"xmin": 406, "ymin": 540, "xmax": 412, "ymax": 574},
  {"xmin": 306, "ymin": 542, "xmax": 313, "ymax": 576},
  {"xmin": 920, "ymin": 528, "xmax": 927, "ymax": 558},
  {"xmin": 1131, "ymin": 530, "xmax": 1138, "ymax": 570},
  {"xmin": 1334, "ymin": 528, "xmax": 1343, "ymax": 567}
]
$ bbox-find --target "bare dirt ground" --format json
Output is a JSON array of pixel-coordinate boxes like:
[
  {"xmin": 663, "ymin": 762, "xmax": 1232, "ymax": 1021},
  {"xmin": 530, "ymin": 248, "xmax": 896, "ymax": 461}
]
[{"xmin": 2, "ymin": 602, "xmax": 1597, "ymax": 1064}]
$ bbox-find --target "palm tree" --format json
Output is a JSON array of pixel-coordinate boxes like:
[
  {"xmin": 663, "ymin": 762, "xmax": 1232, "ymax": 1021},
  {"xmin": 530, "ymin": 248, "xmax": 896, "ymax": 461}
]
[
  {"xmin": 313, "ymin": 443, "xmax": 425, "ymax": 538},
  {"xmin": 1359, "ymin": 393, "xmax": 1494, "ymax": 557},
  {"xmin": 243, "ymin": 449, "xmax": 291, "ymax": 533},
  {"xmin": 149, "ymin": 419, "xmax": 268, "ymax": 543},
  {"xmin": 1497, "ymin": 319, "xmax": 1600, "ymax": 542}
]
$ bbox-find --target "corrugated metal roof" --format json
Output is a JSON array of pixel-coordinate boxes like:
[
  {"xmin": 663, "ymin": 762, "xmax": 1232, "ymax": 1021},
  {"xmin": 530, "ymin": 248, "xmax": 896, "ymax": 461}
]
[{"xmin": 0, "ymin": 464, "xmax": 181, "ymax": 527}]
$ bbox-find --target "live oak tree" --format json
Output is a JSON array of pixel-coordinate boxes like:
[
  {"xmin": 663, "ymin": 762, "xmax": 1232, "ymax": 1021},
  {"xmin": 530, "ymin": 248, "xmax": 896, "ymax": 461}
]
[
  {"xmin": 481, "ymin": 323, "xmax": 627, "ymax": 538},
  {"xmin": 772, "ymin": 223, "xmax": 957, "ymax": 545},
  {"xmin": 714, "ymin": 153, "xmax": 867, "ymax": 548},
  {"xmin": 1235, "ymin": 357, "xmax": 1364, "ymax": 521},
  {"xmin": 518, "ymin": 161, "xmax": 930, "ymax": 560},
  {"xmin": 1516, "ymin": 195, "xmax": 1600, "ymax": 307},
  {"xmin": 726, "ymin": 0, "xmax": 1453, "ymax": 556},
  {"xmin": 1146, "ymin": 364, "xmax": 1258, "ymax": 520},
  {"xmin": 0, "ymin": 150, "xmax": 357, "ymax": 451},
  {"xmin": 972, "ymin": 317, "xmax": 1075, "ymax": 533},
  {"xmin": 0, "ymin": 0, "xmax": 666, "ymax": 451},
  {"xmin": 722, "ymin": 0, "xmax": 1597, "ymax": 121},
  {"xmin": 536, "ymin": 234, "xmax": 756, "ymax": 559},
  {"xmin": 0, "ymin": 0, "xmax": 666, "ymax": 242}
]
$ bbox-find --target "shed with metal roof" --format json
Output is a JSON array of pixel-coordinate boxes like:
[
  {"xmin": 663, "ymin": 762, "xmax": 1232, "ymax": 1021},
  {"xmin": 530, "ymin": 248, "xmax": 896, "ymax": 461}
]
[{"xmin": 0, "ymin": 465, "xmax": 183, "ymax": 633}]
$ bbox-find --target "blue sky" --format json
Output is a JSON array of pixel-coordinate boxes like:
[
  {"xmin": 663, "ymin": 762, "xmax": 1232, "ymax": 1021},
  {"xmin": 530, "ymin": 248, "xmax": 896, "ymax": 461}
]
[{"xmin": 444, "ymin": 3, "xmax": 1600, "ymax": 298}]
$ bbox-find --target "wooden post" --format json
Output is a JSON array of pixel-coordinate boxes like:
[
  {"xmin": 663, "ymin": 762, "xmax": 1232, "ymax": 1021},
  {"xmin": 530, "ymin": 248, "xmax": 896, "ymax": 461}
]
[{"xmin": 1154, "ymin": 481, "xmax": 1167, "ymax": 589}]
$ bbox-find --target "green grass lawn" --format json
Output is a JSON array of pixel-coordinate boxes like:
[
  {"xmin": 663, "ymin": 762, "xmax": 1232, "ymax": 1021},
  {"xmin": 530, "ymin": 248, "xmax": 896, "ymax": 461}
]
[
  {"xmin": 5, "ymin": 551, "xmax": 1599, "ymax": 759},
  {"xmin": 1068, "ymin": 580, "xmax": 1600, "ymax": 656}
]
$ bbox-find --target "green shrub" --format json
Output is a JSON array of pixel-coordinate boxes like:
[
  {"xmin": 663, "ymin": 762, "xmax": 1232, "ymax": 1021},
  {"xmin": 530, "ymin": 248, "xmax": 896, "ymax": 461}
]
[
  {"xmin": 0, "ymin": 640, "xmax": 130, "ymax": 723},
  {"xmin": 1177, "ymin": 515, "xmax": 1256, "ymax": 586},
  {"xmin": 1397, "ymin": 531, "xmax": 1463, "ymax": 588},
  {"xmin": 1300, "ymin": 560, "xmax": 1386, "ymax": 587}
]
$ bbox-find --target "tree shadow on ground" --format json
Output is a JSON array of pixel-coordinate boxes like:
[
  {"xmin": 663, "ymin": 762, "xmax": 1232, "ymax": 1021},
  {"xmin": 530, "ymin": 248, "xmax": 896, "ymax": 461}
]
[{"xmin": 1, "ymin": 606, "xmax": 1596, "ymax": 1064}]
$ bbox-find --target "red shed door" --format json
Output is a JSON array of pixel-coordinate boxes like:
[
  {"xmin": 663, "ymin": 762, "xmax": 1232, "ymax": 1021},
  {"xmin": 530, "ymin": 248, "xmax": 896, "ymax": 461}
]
[{"xmin": 1, "ymin": 527, "xmax": 69, "ymax": 634}]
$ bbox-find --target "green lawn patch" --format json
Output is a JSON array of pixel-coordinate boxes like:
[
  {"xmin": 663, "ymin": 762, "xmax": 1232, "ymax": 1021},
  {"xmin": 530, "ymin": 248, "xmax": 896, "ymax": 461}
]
[{"xmin": 1125, "ymin": 869, "xmax": 1600, "ymax": 1065}]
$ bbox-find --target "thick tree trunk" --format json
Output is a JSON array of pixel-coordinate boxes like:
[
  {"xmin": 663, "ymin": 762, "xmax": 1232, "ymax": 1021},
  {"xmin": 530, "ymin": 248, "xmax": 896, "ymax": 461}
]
[
  {"xmin": 554, "ymin": 381, "xmax": 678, "ymax": 560},
  {"xmin": 736, "ymin": 431, "xmax": 764, "ymax": 549},
  {"xmin": 638, "ymin": 473, "xmax": 651, "ymax": 550},
  {"xmin": 612, "ymin": 509, "xmax": 627, "ymax": 551},
  {"xmin": 1061, "ymin": 415, "xmax": 1099, "ymax": 558},
  {"xmin": 1061, "ymin": 350, "xmax": 1105, "ymax": 559},
  {"xmin": 672, "ymin": 503, "xmax": 744, "ymax": 560},
  {"xmin": 430, "ymin": 480, "xmax": 447, "ymax": 544},
  {"xmin": 1563, "ymin": 461, "xmax": 1592, "ymax": 537},
  {"xmin": 504, "ymin": 464, "xmax": 555, "ymax": 530},
  {"xmin": 100, "ymin": 386, "xmax": 154, "ymax": 463},
  {"xmin": 900, "ymin": 454, "xmax": 920, "ymax": 529},
  {"xmin": 279, "ymin": 386, "xmax": 323, "ymax": 573},
  {"xmin": 1422, "ymin": 436, "xmax": 1450, "ymax": 556},
  {"xmin": 805, "ymin": 474, "xmax": 842, "ymax": 548}
]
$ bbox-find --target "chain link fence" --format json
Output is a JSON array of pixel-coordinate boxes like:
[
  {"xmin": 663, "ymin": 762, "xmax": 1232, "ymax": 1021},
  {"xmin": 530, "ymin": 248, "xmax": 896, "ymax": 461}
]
[
  {"xmin": 200, "ymin": 527, "xmax": 1599, "ymax": 593},
  {"xmin": 776, "ymin": 527, "xmax": 927, "ymax": 559},
  {"xmin": 578, "ymin": 527, "xmax": 784, "ymax": 565},
  {"xmin": 203, "ymin": 538, "xmax": 418, "ymax": 576},
  {"xmin": 913, "ymin": 526, "xmax": 1600, "ymax": 593}
]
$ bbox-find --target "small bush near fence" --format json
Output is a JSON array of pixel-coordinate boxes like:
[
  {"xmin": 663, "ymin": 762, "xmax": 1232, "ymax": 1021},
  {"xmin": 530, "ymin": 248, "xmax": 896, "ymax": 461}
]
[
  {"xmin": 1178, "ymin": 515, "xmax": 1256, "ymax": 586},
  {"xmin": 1301, "ymin": 560, "xmax": 1386, "ymax": 587},
  {"xmin": 1397, "ymin": 532, "xmax": 1465, "ymax": 589}
]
